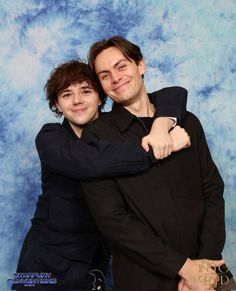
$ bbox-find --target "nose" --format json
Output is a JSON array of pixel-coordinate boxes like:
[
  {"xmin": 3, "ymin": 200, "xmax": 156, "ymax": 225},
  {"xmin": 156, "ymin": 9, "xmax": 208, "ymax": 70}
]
[
  {"xmin": 111, "ymin": 70, "xmax": 122, "ymax": 83},
  {"xmin": 72, "ymin": 93, "xmax": 83, "ymax": 104}
]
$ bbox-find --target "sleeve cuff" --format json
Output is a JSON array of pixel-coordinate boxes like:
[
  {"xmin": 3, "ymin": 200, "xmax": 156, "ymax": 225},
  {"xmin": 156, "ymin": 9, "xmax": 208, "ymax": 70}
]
[
  {"xmin": 158, "ymin": 250, "xmax": 187, "ymax": 278},
  {"xmin": 154, "ymin": 105, "xmax": 182, "ymax": 120},
  {"xmin": 168, "ymin": 117, "xmax": 177, "ymax": 127}
]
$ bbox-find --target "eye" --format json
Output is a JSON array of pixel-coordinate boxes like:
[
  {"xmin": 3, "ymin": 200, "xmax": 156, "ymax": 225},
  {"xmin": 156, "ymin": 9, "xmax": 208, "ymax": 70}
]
[
  {"xmin": 82, "ymin": 89, "xmax": 93, "ymax": 95},
  {"xmin": 61, "ymin": 93, "xmax": 71, "ymax": 99},
  {"xmin": 100, "ymin": 74, "xmax": 110, "ymax": 81},
  {"xmin": 118, "ymin": 64, "xmax": 127, "ymax": 70}
]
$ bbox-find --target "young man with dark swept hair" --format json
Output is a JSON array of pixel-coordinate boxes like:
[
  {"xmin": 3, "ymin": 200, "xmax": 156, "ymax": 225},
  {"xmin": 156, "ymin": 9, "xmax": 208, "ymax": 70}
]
[
  {"xmin": 81, "ymin": 36, "xmax": 226, "ymax": 291},
  {"xmin": 13, "ymin": 59, "xmax": 190, "ymax": 291}
]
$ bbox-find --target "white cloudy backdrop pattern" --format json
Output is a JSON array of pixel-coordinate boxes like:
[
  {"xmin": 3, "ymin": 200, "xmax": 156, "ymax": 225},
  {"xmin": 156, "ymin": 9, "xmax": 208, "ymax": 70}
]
[{"xmin": 0, "ymin": 0, "xmax": 235, "ymax": 289}]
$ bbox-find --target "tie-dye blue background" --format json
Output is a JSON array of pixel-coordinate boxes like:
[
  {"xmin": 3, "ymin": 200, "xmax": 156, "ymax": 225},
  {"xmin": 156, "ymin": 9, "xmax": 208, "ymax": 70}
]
[{"xmin": 0, "ymin": 1, "xmax": 235, "ymax": 290}]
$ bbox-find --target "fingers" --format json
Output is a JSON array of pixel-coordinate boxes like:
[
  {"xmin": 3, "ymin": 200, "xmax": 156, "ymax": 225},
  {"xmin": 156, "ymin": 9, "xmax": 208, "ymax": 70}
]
[
  {"xmin": 141, "ymin": 136, "xmax": 173, "ymax": 159},
  {"xmin": 183, "ymin": 135, "xmax": 191, "ymax": 148},
  {"xmin": 153, "ymin": 142, "xmax": 172, "ymax": 159},
  {"xmin": 163, "ymin": 142, "xmax": 172, "ymax": 157},
  {"xmin": 178, "ymin": 278, "xmax": 185, "ymax": 291},
  {"xmin": 197, "ymin": 259, "xmax": 224, "ymax": 289},
  {"xmin": 211, "ymin": 259, "xmax": 224, "ymax": 267},
  {"xmin": 170, "ymin": 126, "xmax": 191, "ymax": 152},
  {"xmin": 203, "ymin": 259, "xmax": 224, "ymax": 268},
  {"xmin": 184, "ymin": 140, "xmax": 191, "ymax": 148},
  {"xmin": 187, "ymin": 135, "xmax": 191, "ymax": 147},
  {"xmin": 141, "ymin": 137, "xmax": 150, "ymax": 152}
]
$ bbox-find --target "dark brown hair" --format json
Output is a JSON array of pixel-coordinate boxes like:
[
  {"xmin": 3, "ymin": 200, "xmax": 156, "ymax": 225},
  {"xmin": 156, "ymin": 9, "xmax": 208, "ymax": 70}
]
[
  {"xmin": 88, "ymin": 35, "xmax": 143, "ymax": 73},
  {"xmin": 44, "ymin": 59, "xmax": 107, "ymax": 117}
]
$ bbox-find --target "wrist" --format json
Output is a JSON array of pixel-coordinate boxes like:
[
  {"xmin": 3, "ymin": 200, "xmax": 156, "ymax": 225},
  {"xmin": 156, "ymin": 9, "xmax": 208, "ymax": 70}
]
[
  {"xmin": 178, "ymin": 258, "xmax": 192, "ymax": 279},
  {"xmin": 153, "ymin": 117, "xmax": 174, "ymax": 131}
]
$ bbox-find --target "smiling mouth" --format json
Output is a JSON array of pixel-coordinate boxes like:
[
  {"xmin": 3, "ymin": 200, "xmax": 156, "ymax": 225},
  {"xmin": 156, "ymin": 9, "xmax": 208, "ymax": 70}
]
[
  {"xmin": 72, "ymin": 108, "xmax": 87, "ymax": 113},
  {"xmin": 113, "ymin": 80, "xmax": 130, "ymax": 92}
]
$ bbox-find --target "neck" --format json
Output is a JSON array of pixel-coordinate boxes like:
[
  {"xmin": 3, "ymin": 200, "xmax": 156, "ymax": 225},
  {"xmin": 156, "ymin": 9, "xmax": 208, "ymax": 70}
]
[
  {"xmin": 69, "ymin": 122, "xmax": 83, "ymax": 138},
  {"xmin": 124, "ymin": 89, "xmax": 155, "ymax": 117}
]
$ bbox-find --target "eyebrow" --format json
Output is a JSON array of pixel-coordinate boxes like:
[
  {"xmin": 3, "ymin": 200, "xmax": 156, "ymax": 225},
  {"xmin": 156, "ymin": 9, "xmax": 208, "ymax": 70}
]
[
  {"xmin": 59, "ymin": 89, "xmax": 71, "ymax": 95},
  {"xmin": 97, "ymin": 59, "xmax": 129, "ymax": 76},
  {"xmin": 80, "ymin": 84, "xmax": 92, "ymax": 90},
  {"xmin": 59, "ymin": 84, "xmax": 92, "ymax": 94}
]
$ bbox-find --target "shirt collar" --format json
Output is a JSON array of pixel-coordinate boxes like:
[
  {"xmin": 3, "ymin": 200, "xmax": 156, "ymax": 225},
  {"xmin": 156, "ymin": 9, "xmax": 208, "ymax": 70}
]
[
  {"xmin": 62, "ymin": 118, "xmax": 79, "ymax": 139},
  {"xmin": 110, "ymin": 93, "xmax": 154, "ymax": 132}
]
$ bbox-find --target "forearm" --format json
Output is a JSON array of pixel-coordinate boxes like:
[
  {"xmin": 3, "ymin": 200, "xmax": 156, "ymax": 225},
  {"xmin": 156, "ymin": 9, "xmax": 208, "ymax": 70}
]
[{"xmin": 36, "ymin": 124, "xmax": 155, "ymax": 180}]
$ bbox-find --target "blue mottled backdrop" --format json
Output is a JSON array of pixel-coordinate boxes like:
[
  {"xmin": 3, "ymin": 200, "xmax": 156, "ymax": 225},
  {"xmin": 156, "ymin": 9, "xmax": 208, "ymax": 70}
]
[{"xmin": 0, "ymin": 0, "xmax": 235, "ymax": 290}]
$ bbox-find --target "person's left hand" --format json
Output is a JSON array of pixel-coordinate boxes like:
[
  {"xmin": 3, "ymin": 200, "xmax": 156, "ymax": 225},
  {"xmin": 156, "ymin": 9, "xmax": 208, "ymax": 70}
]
[
  {"xmin": 178, "ymin": 278, "xmax": 216, "ymax": 291},
  {"xmin": 178, "ymin": 258, "xmax": 223, "ymax": 291},
  {"xmin": 178, "ymin": 278, "xmax": 185, "ymax": 291},
  {"xmin": 141, "ymin": 117, "xmax": 174, "ymax": 159}
]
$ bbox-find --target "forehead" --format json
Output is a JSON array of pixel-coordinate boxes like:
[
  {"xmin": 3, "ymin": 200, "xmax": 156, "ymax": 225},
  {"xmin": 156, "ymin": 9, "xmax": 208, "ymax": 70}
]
[
  {"xmin": 95, "ymin": 47, "xmax": 128, "ymax": 71},
  {"xmin": 62, "ymin": 81, "xmax": 93, "ymax": 91}
]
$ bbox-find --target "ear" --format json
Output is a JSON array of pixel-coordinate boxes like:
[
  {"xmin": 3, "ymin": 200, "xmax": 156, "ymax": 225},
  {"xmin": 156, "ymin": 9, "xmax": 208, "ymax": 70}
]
[
  {"xmin": 97, "ymin": 94, "xmax": 103, "ymax": 106},
  {"xmin": 138, "ymin": 58, "xmax": 146, "ymax": 76},
  {"xmin": 98, "ymin": 99, "xmax": 102, "ymax": 106},
  {"xmin": 55, "ymin": 101, "xmax": 62, "ymax": 113}
]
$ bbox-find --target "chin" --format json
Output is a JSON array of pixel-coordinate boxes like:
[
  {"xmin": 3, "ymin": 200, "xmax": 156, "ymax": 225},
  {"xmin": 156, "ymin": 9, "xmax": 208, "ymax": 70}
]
[
  {"xmin": 78, "ymin": 120, "xmax": 90, "ymax": 126},
  {"xmin": 71, "ymin": 118, "xmax": 88, "ymax": 126}
]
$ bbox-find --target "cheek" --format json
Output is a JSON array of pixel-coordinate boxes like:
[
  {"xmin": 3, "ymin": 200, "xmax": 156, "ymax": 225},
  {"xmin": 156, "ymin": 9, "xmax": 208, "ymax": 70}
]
[
  {"xmin": 95, "ymin": 96, "xmax": 102, "ymax": 107},
  {"xmin": 88, "ymin": 98, "xmax": 101, "ymax": 110},
  {"xmin": 100, "ymin": 80, "xmax": 111, "ymax": 92},
  {"xmin": 95, "ymin": 95, "xmax": 102, "ymax": 106}
]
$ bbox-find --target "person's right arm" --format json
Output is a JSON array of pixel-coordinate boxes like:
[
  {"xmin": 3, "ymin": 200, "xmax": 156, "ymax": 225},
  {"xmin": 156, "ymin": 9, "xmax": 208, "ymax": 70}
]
[
  {"xmin": 81, "ymin": 176, "xmax": 187, "ymax": 278},
  {"xmin": 81, "ymin": 175, "xmax": 223, "ymax": 286},
  {"xmin": 35, "ymin": 123, "xmax": 154, "ymax": 180}
]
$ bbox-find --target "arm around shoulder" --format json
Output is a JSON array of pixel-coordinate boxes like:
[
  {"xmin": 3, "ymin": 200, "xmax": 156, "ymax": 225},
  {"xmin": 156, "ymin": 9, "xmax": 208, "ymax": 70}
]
[
  {"xmin": 36, "ymin": 123, "xmax": 154, "ymax": 180},
  {"xmin": 151, "ymin": 86, "xmax": 188, "ymax": 122}
]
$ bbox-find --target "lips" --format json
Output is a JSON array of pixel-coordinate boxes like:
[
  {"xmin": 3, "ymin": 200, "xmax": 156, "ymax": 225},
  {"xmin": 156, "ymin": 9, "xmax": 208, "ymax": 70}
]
[
  {"xmin": 113, "ymin": 80, "xmax": 130, "ymax": 92},
  {"xmin": 71, "ymin": 107, "xmax": 87, "ymax": 113}
]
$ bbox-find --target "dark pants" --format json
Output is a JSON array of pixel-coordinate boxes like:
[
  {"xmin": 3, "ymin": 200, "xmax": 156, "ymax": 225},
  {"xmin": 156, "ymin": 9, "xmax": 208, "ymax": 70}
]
[{"xmin": 12, "ymin": 230, "xmax": 108, "ymax": 291}]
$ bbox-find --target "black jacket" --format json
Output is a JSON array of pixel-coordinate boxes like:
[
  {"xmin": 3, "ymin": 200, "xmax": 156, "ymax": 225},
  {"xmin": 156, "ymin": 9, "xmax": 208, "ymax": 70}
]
[
  {"xmin": 81, "ymin": 103, "xmax": 225, "ymax": 290},
  {"xmin": 30, "ymin": 87, "xmax": 188, "ymax": 264}
]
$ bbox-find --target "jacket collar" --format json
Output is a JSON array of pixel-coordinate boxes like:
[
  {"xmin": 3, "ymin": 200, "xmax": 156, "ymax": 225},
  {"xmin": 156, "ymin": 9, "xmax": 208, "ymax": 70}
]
[
  {"xmin": 110, "ymin": 93, "xmax": 154, "ymax": 132},
  {"xmin": 111, "ymin": 103, "xmax": 137, "ymax": 132},
  {"xmin": 62, "ymin": 118, "xmax": 79, "ymax": 139}
]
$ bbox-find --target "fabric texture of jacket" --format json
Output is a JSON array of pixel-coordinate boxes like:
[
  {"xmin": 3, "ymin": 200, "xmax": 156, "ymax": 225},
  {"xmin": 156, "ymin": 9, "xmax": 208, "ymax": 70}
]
[{"xmin": 81, "ymin": 99, "xmax": 225, "ymax": 290}]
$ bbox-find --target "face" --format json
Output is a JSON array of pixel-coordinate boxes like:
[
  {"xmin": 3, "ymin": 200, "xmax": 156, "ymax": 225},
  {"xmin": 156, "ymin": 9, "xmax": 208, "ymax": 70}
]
[
  {"xmin": 56, "ymin": 81, "xmax": 101, "ymax": 131},
  {"xmin": 95, "ymin": 47, "xmax": 146, "ymax": 105}
]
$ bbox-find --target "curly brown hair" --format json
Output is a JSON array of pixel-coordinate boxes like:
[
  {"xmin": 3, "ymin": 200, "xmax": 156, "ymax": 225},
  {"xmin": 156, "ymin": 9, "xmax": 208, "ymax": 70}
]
[{"xmin": 44, "ymin": 59, "xmax": 107, "ymax": 117}]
